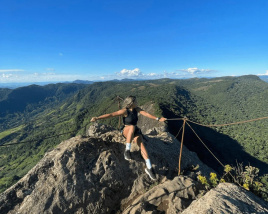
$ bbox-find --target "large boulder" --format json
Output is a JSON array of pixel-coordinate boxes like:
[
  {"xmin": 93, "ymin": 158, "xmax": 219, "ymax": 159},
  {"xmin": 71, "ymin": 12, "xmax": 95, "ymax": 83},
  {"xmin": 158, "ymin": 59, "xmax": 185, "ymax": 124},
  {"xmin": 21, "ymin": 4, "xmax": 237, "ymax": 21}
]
[
  {"xmin": 182, "ymin": 182, "xmax": 268, "ymax": 214},
  {"xmin": 122, "ymin": 176, "xmax": 201, "ymax": 214}
]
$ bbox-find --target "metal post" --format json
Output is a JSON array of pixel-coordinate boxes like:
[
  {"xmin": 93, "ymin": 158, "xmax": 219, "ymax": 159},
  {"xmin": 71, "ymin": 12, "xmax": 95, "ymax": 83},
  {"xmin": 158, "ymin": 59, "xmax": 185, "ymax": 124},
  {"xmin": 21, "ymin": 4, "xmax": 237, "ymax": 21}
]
[
  {"xmin": 117, "ymin": 96, "xmax": 121, "ymax": 129},
  {"xmin": 178, "ymin": 117, "xmax": 186, "ymax": 175}
]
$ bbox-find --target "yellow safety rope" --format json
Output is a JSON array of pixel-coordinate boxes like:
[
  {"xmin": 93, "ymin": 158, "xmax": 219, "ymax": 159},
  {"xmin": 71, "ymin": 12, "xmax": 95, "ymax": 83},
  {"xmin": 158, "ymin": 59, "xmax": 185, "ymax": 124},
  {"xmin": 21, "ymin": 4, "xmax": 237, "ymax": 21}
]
[
  {"xmin": 187, "ymin": 116, "xmax": 268, "ymax": 127},
  {"xmin": 185, "ymin": 121, "xmax": 241, "ymax": 186},
  {"xmin": 167, "ymin": 116, "xmax": 267, "ymax": 179},
  {"xmin": 186, "ymin": 121, "xmax": 225, "ymax": 168}
]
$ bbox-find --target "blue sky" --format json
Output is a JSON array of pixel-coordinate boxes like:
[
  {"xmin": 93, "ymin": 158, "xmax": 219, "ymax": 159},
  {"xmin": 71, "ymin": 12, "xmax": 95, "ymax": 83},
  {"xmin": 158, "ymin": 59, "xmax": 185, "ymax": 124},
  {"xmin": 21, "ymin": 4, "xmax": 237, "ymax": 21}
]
[{"xmin": 0, "ymin": 0, "xmax": 268, "ymax": 83}]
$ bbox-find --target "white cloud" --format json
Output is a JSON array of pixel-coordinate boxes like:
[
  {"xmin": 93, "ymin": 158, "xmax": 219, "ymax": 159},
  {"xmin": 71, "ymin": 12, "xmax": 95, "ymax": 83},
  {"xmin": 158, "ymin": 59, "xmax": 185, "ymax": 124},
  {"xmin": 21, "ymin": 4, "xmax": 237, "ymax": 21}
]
[
  {"xmin": 162, "ymin": 70, "xmax": 184, "ymax": 78},
  {"xmin": 46, "ymin": 68, "xmax": 55, "ymax": 72},
  {"xmin": 0, "ymin": 69, "xmax": 24, "ymax": 72},
  {"xmin": 257, "ymin": 70, "xmax": 268, "ymax": 76},
  {"xmin": 1, "ymin": 73, "xmax": 14, "ymax": 78},
  {"xmin": 0, "ymin": 66, "xmax": 220, "ymax": 83},
  {"xmin": 33, "ymin": 72, "xmax": 56, "ymax": 77},
  {"xmin": 177, "ymin": 67, "xmax": 215, "ymax": 75},
  {"xmin": 115, "ymin": 68, "xmax": 195, "ymax": 80},
  {"xmin": 0, "ymin": 71, "xmax": 81, "ymax": 83},
  {"xmin": 117, "ymin": 68, "xmax": 143, "ymax": 77}
]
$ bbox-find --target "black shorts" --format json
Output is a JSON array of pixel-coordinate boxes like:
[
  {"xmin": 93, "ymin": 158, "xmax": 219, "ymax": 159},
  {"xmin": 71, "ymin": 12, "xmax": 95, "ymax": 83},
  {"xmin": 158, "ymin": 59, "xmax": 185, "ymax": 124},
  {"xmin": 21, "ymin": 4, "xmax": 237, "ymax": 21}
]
[{"xmin": 121, "ymin": 125, "xmax": 142, "ymax": 136}]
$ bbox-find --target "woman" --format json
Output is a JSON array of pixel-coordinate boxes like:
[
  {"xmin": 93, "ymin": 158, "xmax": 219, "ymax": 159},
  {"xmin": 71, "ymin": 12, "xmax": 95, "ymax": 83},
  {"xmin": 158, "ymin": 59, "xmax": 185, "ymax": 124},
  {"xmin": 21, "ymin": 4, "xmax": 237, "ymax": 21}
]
[{"xmin": 90, "ymin": 95, "xmax": 166, "ymax": 180}]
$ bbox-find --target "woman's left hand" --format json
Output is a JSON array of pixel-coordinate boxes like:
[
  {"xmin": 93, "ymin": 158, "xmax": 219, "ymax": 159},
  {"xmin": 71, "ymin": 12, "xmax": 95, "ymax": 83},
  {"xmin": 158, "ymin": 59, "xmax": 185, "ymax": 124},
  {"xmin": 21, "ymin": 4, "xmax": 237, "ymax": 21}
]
[
  {"xmin": 159, "ymin": 117, "xmax": 167, "ymax": 122},
  {"xmin": 90, "ymin": 117, "xmax": 98, "ymax": 122}
]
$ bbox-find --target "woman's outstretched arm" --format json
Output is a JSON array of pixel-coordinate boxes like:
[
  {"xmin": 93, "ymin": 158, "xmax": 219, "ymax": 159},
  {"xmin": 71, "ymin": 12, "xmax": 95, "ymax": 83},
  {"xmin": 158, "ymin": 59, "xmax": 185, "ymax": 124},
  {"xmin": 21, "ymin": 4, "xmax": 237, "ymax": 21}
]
[
  {"xmin": 90, "ymin": 109, "xmax": 126, "ymax": 122},
  {"xmin": 136, "ymin": 107, "xmax": 166, "ymax": 122}
]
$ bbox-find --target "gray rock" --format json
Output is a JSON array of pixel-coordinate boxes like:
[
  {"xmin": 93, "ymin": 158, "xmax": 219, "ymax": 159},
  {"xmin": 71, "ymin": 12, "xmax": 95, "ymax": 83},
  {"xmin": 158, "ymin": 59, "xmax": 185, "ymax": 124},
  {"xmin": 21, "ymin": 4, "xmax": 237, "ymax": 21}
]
[
  {"xmin": 86, "ymin": 123, "xmax": 114, "ymax": 137},
  {"xmin": 182, "ymin": 182, "xmax": 268, "ymax": 214},
  {"xmin": 136, "ymin": 102, "xmax": 167, "ymax": 134},
  {"xmin": 123, "ymin": 176, "xmax": 200, "ymax": 214}
]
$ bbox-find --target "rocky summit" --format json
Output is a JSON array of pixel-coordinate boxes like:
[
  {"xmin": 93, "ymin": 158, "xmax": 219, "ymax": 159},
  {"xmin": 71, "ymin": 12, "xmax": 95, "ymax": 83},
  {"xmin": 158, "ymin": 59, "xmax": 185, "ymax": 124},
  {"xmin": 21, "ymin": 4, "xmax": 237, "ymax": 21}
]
[{"xmin": 0, "ymin": 123, "xmax": 267, "ymax": 214}]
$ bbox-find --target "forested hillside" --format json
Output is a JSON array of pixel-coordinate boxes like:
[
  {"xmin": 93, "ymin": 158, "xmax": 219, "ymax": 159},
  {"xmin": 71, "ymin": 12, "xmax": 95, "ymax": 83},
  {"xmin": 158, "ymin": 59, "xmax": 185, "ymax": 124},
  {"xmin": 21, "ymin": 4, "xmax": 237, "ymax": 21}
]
[
  {"xmin": 0, "ymin": 75, "xmax": 267, "ymax": 194},
  {"xmin": 0, "ymin": 83, "xmax": 87, "ymax": 131},
  {"xmin": 165, "ymin": 76, "xmax": 268, "ymax": 174}
]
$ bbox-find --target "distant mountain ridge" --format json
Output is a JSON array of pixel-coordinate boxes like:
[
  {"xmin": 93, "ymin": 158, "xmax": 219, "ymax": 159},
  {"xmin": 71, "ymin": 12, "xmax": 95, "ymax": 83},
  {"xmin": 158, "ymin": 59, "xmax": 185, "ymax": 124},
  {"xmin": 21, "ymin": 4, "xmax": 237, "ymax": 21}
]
[
  {"xmin": 259, "ymin": 75, "xmax": 268, "ymax": 82},
  {"xmin": 1, "ymin": 75, "xmax": 266, "ymax": 89},
  {"xmin": 0, "ymin": 78, "xmax": 139, "ymax": 89},
  {"xmin": 0, "ymin": 82, "xmax": 60, "ymax": 89},
  {"xmin": 0, "ymin": 83, "xmax": 87, "ymax": 116},
  {"xmin": 72, "ymin": 80, "xmax": 94, "ymax": 84}
]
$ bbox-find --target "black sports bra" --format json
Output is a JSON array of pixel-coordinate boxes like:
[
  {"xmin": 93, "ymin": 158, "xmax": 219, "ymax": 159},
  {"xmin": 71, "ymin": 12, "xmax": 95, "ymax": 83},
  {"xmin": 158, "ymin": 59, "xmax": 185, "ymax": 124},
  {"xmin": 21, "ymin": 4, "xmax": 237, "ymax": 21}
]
[{"xmin": 123, "ymin": 108, "xmax": 138, "ymax": 125}]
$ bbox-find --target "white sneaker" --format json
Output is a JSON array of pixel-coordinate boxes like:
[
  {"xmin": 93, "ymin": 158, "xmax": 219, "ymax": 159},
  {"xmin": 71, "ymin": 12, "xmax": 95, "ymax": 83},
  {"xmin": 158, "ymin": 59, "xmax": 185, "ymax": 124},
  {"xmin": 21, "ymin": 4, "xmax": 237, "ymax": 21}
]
[{"xmin": 145, "ymin": 168, "xmax": 157, "ymax": 180}]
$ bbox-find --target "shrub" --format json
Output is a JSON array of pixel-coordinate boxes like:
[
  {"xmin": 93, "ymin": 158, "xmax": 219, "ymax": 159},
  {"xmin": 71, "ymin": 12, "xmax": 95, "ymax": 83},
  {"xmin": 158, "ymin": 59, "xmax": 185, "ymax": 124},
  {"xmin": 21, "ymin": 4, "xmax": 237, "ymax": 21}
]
[{"xmin": 197, "ymin": 163, "xmax": 267, "ymax": 201}]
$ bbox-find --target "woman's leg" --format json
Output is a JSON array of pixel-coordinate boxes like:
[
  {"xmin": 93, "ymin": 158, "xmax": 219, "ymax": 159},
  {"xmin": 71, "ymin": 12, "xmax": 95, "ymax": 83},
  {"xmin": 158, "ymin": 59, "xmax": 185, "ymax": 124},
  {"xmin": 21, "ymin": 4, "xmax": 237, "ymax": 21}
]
[
  {"xmin": 134, "ymin": 135, "xmax": 149, "ymax": 160},
  {"xmin": 123, "ymin": 125, "xmax": 135, "ymax": 160},
  {"xmin": 134, "ymin": 135, "xmax": 156, "ymax": 180},
  {"xmin": 123, "ymin": 125, "xmax": 136, "ymax": 143}
]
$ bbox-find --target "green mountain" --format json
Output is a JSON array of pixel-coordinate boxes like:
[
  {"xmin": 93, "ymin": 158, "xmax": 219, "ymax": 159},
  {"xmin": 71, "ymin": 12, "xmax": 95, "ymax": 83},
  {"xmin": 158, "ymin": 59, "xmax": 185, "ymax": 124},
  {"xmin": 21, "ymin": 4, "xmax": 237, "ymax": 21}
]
[
  {"xmin": 0, "ymin": 75, "xmax": 267, "ymax": 194},
  {"xmin": 0, "ymin": 83, "xmax": 87, "ymax": 131}
]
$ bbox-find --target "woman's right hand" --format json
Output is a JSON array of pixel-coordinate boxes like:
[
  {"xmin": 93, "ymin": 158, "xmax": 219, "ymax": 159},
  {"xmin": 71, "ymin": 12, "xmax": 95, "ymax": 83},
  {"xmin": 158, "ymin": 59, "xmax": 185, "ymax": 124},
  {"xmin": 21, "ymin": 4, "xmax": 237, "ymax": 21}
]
[{"xmin": 90, "ymin": 117, "xmax": 98, "ymax": 122}]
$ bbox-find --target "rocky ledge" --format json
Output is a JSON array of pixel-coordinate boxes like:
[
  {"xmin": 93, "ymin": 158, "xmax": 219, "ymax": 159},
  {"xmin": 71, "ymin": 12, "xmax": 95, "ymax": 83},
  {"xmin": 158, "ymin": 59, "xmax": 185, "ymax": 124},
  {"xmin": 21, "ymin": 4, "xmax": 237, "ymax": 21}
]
[{"xmin": 0, "ymin": 124, "xmax": 267, "ymax": 214}]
